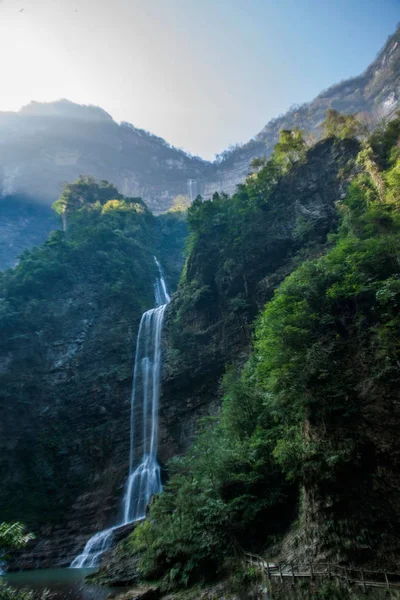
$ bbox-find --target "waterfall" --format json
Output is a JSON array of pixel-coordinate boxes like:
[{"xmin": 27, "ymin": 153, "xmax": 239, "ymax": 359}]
[
  {"xmin": 70, "ymin": 528, "xmax": 115, "ymax": 569},
  {"xmin": 70, "ymin": 257, "xmax": 170, "ymax": 568},
  {"xmin": 187, "ymin": 178, "xmax": 196, "ymax": 203},
  {"xmin": 122, "ymin": 258, "xmax": 170, "ymax": 522}
]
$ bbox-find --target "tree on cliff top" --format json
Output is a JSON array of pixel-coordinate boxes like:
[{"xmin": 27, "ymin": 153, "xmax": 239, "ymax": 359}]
[{"xmin": 322, "ymin": 108, "xmax": 366, "ymax": 140}]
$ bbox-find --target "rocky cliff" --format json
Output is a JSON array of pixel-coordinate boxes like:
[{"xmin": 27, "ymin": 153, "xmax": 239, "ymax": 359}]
[
  {"xmin": 137, "ymin": 113, "xmax": 400, "ymax": 589},
  {"xmin": 87, "ymin": 134, "xmax": 376, "ymax": 592},
  {"xmin": 4, "ymin": 126, "xmax": 398, "ymax": 580},
  {"xmin": 0, "ymin": 185, "xmax": 187, "ymax": 569},
  {"xmin": 159, "ymin": 137, "xmax": 359, "ymax": 466},
  {"xmin": 199, "ymin": 24, "xmax": 400, "ymax": 197}
]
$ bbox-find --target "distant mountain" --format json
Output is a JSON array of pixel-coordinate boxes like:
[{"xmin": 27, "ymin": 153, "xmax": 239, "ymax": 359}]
[
  {"xmin": 207, "ymin": 24, "xmax": 400, "ymax": 193},
  {"xmin": 0, "ymin": 98, "xmax": 212, "ymax": 215},
  {"xmin": 0, "ymin": 26, "xmax": 399, "ymax": 268}
]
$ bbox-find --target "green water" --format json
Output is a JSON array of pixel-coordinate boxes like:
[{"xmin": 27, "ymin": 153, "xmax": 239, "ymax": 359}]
[{"xmin": 1, "ymin": 568, "xmax": 123, "ymax": 600}]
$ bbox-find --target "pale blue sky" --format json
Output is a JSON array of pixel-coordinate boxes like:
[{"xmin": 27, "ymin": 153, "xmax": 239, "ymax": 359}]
[{"xmin": 0, "ymin": 0, "xmax": 398, "ymax": 158}]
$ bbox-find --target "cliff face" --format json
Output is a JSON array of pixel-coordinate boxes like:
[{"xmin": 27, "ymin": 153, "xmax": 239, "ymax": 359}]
[
  {"xmin": 155, "ymin": 115, "xmax": 400, "ymax": 580},
  {"xmin": 2, "ymin": 280, "xmax": 138, "ymax": 567},
  {"xmin": 0, "ymin": 189, "xmax": 187, "ymax": 569},
  {"xmin": 0, "ymin": 27, "xmax": 398, "ymax": 270},
  {"xmin": 159, "ymin": 138, "xmax": 359, "ymax": 462}
]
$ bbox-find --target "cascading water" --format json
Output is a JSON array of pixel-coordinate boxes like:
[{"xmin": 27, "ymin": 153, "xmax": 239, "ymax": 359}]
[
  {"xmin": 122, "ymin": 258, "xmax": 170, "ymax": 523},
  {"xmin": 187, "ymin": 178, "xmax": 196, "ymax": 203},
  {"xmin": 70, "ymin": 528, "xmax": 115, "ymax": 569},
  {"xmin": 70, "ymin": 257, "xmax": 170, "ymax": 568}
]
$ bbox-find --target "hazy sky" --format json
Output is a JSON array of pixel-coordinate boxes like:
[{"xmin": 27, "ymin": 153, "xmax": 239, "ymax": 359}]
[{"xmin": 0, "ymin": 0, "xmax": 398, "ymax": 159}]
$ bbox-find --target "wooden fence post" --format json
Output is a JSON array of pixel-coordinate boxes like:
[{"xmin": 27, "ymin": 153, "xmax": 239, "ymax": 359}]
[
  {"xmin": 291, "ymin": 562, "xmax": 295, "ymax": 585},
  {"xmin": 384, "ymin": 572, "xmax": 390, "ymax": 590},
  {"xmin": 266, "ymin": 561, "xmax": 270, "ymax": 582},
  {"xmin": 360, "ymin": 569, "xmax": 366, "ymax": 592},
  {"xmin": 278, "ymin": 562, "xmax": 284, "ymax": 583},
  {"xmin": 310, "ymin": 563, "xmax": 314, "ymax": 582}
]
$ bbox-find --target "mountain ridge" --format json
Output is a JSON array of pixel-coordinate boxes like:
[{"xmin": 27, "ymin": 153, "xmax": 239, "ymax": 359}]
[{"xmin": 0, "ymin": 25, "xmax": 399, "ymax": 270}]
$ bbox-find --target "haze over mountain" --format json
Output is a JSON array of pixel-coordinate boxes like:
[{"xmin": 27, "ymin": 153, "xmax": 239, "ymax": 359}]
[{"xmin": 0, "ymin": 24, "xmax": 399, "ymax": 269}]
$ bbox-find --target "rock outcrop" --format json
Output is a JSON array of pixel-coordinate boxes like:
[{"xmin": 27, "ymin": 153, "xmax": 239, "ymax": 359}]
[
  {"xmin": 1, "ymin": 193, "xmax": 186, "ymax": 569},
  {"xmin": 3, "ymin": 279, "xmax": 138, "ymax": 568},
  {"xmin": 159, "ymin": 138, "xmax": 359, "ymax": 462}
]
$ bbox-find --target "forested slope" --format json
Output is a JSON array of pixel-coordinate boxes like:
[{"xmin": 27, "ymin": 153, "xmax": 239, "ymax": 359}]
[
  {"xmin": 0, "ymin": 179, "xmax": 187, "ymax": 567},
  {"xmin": 110, "ymin": 114, "xmax": 400, "ymax": 592}
]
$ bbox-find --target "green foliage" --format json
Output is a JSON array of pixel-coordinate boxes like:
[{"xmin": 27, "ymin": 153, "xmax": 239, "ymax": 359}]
[
  {"xmin": 257, "ymin": 206, "xmax": 399, "ymax": 455},
  {"xmin": 322, "ymin": 109, "xmax": 366, "ymax": 140},
  {"xmin": 0, "ymin": 523, "xmax": 34, "ymax": 556},
  {"xmin": 368, "ymin": 111, "xmax": 400, "ymax": 169},
  {"xmin": 131, "ymin": 115, "xmax": 400, "ymax": 586},
  {"xmin": 0, "ymin": 178, "xmax": 187, "ymax": 525},
  {"xmin": 182, "ymin": 128, "xmax": 302, "ymax": 294},
  {"xmin": 52, "ymin": 176, "xmax": 129, "ymax": 216},
  {"xmin": 167, "ymin": 195, "xmax": 191, "ymax": 214},
  {"xmin": 129, "ymin": 367, "xmax": 293, "ymax": 588},
  {"xmin": 274, "ymin": 128, "xmax": 307, "ymax": 171},
  {"xmin": 249, "ymin": 118, "xmax": 400, "ymax": 553},
  {"xmin": 0, "ymin": 523, "xmax": 36, "ymax": 600},
  {"xmin": 249, "ymin": 128, "xmax": 306, "ymax": 177},
  {"xmin": 0, "ymin": 583, "xmax": 35, "ymax": 600}
]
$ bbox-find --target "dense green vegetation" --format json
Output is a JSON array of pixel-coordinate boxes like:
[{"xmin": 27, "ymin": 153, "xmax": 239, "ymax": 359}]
[
  {"xmin": 0, "ymin": 523, "xmax": 34, "ymax": 558},
  {"xmin": 0, "ymin": 178, "xmax": 188, "ymax": 525},
  {"xmin": 126, "ymin": 114, "xmax": 400, "ymax": 589},
  {"xmin": 164, "ymin": 125, "xmax": 356, "ymax": 400},
  {"xmin": 4, "ymin": 179, "xmax": 156, "ymax": 312}
]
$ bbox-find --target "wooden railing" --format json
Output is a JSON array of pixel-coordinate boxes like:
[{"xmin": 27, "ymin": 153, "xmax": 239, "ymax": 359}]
[{"xmin": 243, "ymin": 552, "xmax": 400, "ymax": 590}]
